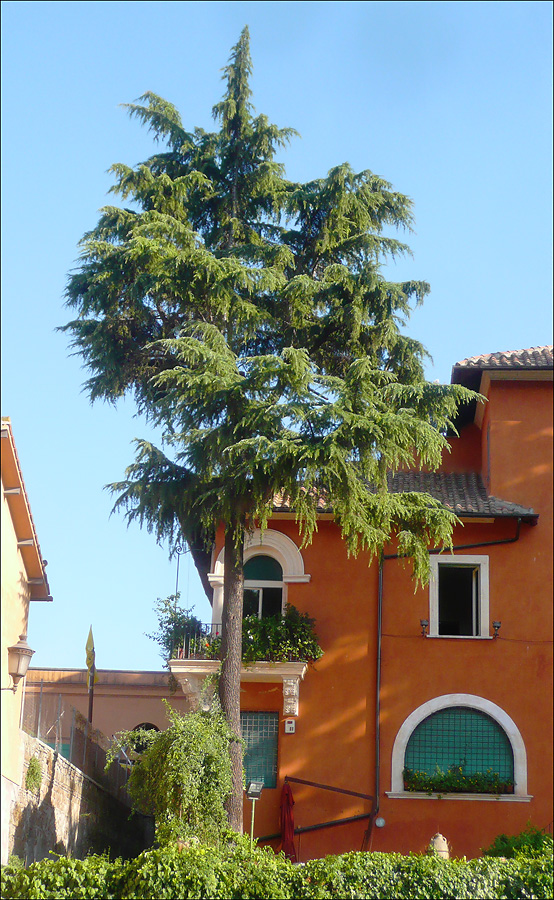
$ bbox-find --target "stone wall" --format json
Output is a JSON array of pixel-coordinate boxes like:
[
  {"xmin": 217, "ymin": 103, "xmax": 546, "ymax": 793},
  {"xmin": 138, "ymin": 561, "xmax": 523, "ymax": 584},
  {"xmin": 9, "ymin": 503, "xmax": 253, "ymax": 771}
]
[{"xmin": 8, "ymin": 733, "xmax": 153, "ymax": 864}]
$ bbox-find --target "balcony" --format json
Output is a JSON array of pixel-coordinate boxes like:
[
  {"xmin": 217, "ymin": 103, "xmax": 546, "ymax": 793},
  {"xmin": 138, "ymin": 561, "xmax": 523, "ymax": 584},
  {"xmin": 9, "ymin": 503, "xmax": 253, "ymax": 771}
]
[{"xmin": 168, "ymin": 609, "xmax": 322, "ymax": 716}]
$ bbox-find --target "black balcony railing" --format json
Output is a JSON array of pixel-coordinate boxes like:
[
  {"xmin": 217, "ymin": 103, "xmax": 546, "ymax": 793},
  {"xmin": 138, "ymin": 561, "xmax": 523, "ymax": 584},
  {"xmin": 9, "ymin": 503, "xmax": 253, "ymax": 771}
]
[
  {"xmin": 169, "ymin": 607, "xmax": 324, "ymax": 665},
  {"xmin": 171, "ymin": 623, "xmax": 222, "ymax": 660}
]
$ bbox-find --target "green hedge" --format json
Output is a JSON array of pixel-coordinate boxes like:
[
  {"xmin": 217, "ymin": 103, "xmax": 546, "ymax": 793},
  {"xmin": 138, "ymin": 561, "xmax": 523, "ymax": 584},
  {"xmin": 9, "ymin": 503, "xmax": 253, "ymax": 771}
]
[
  {"xmin": 483, "ymin": 826, "xmax": 552, "ymax": 859},
  {"xmin": 2, "ymin": 835, "xmax": 552, "ymax": 899}
]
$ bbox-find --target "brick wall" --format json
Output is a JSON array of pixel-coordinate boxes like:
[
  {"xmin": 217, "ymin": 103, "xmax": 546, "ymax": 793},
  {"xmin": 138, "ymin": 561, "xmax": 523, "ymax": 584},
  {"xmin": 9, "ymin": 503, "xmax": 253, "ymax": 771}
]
[{"xmin": 9, "ymin": 733, "xmax": 153, "ymax": 864}]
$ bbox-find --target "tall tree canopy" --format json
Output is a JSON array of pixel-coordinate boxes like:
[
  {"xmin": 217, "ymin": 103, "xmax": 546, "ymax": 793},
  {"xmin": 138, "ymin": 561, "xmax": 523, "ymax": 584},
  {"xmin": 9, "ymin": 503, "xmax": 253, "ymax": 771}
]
[{"xmin": 64, "ymin": 27, "xmax": 475, "ymax": 831}]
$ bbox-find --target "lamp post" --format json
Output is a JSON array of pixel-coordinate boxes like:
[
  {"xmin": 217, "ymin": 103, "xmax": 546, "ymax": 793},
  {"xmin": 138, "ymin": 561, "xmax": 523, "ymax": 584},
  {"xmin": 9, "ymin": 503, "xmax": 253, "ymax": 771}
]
[
  {"xmin": 245, "ymin": 781, "xmax": 264, "ymax": 850},
  {"xmin": 3, "ymin": 634, "xmax": 34, "ymax": 692}
]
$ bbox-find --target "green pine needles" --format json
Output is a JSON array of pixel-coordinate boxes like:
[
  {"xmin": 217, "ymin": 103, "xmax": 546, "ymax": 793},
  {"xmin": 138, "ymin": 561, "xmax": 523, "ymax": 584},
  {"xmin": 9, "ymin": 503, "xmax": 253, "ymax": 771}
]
[
  {"xmin": 63, "ymin": 26, "xmax": 479, "ymax": 830},
  {"xmin": 63, "ymin": 27, "xmax": 476, "ymax": 583}
]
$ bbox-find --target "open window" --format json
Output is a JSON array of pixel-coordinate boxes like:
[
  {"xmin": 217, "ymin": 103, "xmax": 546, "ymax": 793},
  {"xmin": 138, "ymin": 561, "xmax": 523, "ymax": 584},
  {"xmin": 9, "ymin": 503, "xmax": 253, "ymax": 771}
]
[
  {"xmin": 243, "ymin": 555, "xmax": 284, "ymax": 619},
  {"xmin": 429, "ymin": 555, "xmax": 489, "ymax": 637},
  {"xmin": 209, "ymin": 529, "xmax": 310, "ymax": 626}
]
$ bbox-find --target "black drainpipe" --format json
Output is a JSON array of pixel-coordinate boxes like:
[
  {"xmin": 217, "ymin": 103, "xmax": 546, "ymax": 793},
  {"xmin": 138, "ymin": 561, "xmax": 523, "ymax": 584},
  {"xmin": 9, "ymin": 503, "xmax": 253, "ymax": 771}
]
[
  {"xmin": 374, "ymin": 554, "xmax": 384, "ymax": 820},
  {"xmin": 373, "ymin": 517, "xmax": 524, "ymax": 831}
]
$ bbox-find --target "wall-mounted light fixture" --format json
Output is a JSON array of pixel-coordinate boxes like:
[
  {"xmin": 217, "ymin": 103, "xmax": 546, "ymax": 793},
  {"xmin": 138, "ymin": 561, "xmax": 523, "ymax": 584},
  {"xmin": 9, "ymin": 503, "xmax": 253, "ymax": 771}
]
[
  {"xmin": 420, "ymin": 619, "xmax": 429, "ymax": 637},
  {"xmin": 492, "ymin": 621, "xmax": 502, "ymax": 639},
  {"xmin": 245, "ymin": 780, "xmax": 264, "ymax": 850},
  {"xmin": 2, "ymin": 634, "xmax": 34, "ymax": 692}
]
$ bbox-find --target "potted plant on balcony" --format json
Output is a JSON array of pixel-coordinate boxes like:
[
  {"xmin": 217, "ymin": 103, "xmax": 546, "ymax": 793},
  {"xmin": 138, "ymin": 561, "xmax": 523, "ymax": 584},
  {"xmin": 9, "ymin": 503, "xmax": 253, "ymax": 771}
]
[{"xmin": 201, "ymin": 604, "xmax": 323, "ymax": 664}]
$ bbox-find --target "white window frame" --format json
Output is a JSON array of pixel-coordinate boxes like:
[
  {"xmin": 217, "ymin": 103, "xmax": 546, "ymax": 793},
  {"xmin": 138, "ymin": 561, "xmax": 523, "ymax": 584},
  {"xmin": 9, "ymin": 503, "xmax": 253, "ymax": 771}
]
[
  {"xmin": 244, "ymin": 573, "xmax": 285, "ymax": 619},
  {"xmin": 209, "ymin": 529, "xmax": 310, "ymax": 625},
  {"xmin": 388, "ymin": 694, "xmax": 531, "ymax": 800},
  {"xmin": 429, "ymin": 554, "xmax": 490, "ymax": 638}
]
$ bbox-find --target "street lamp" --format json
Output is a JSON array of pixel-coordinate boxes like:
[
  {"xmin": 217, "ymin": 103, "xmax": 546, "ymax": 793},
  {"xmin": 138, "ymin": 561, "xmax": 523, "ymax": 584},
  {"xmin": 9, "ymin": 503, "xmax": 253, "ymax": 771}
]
[
  {"xmin": 4, "ymin": 634, "xmax": 34, "ymax": 692},
  {"xmin": 245, "ymin": 780, "xmax": 264, "ymax": 850}
]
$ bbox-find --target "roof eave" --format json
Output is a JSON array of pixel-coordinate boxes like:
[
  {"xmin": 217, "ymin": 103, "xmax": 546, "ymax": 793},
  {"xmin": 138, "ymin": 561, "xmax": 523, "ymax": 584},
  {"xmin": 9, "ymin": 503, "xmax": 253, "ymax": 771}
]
[{"xmin": 1, "ymin": 419, "xmax": 52, "ymax": 600}]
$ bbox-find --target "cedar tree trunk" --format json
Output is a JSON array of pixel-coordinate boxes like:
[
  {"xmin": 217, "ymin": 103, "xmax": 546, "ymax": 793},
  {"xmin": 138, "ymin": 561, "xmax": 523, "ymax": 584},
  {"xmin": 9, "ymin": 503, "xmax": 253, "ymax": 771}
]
[{"xmin": 219, "ymin": 526, "xmax": 244, "ymax": 833}]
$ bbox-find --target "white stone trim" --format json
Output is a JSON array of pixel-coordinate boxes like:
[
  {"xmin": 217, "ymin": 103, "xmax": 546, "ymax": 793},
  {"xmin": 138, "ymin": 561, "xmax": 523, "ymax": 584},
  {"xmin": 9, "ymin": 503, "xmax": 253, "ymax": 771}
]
[
  {"xmin": 211, "ymin": 529, "xmax": 310, "ymax": 623},
  {"xmin": 169, "ymin": 659, "xmax": 307, "ymax": 716},
  {"xmin": 429, "ymin": 554, "xmax": 489, "ymax": 637},
  {"xmin": 386, "ymin": 792, "xmax": 532, "ymax": 802},
  {"xmin": 390, "ymin": 694, "xmax": 528, "ymax": 796},
  {"xmin": 212, "ymin": 529, "xmax": 307, "ymax": 577}
]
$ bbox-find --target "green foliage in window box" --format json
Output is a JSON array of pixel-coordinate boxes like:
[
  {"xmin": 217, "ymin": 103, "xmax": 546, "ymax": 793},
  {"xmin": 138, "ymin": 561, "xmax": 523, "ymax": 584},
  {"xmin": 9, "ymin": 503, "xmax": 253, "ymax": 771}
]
[
  {"xmin": 2, "ymin": 836, "xmax": 552, "ymax": 899},
  {"xmin": 25, "ymin": 756, "xmax": 42, "ymax": 795},
  {"xmin": 403, "ymin": 765, "xmax": 514, "ymax": 795},
  {"xmin": 204, "ymin": 604, "xmax": 324, "ymax": 664},
  {"xmin": 483, "ymin": 826, "xmax": 553, "ymax": 859}
]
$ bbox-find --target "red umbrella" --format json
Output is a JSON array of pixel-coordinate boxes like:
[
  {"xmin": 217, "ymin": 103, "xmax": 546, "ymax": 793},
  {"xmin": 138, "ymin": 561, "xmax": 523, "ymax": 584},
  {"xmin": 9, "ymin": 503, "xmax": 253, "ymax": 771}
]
[{"xmin": 280, "ymin": 780, "xmax": 297, "ymax": 862}]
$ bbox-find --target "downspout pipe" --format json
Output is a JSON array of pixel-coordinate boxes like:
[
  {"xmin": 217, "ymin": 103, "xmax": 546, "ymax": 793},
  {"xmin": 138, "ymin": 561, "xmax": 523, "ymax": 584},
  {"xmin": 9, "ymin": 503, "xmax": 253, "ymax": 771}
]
[
  {"xmin": 375, "ymin": 555, "xmax": 384, "ymax": 819},
  {"xmin": 373, "ymin": 517, "xmax": 524, "ymax": 831}
]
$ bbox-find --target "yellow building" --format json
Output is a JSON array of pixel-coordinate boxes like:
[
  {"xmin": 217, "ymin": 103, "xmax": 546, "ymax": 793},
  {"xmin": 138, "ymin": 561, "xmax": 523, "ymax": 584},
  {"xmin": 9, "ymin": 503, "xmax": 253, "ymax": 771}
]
[{"xmin": 1, "ymin": 418, "xmax": 51, "ymax": 864}]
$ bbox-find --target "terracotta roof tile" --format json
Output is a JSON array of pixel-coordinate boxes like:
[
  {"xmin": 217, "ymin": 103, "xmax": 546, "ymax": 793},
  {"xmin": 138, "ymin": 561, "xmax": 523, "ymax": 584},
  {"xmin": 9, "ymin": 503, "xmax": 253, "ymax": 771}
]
[
  {"xmin": 453, "ymin": 346, "xmax": 553, "ymax": 371},
  {"xmin": 386, "ymin": 472, "xmax": 536, "ymax": 520},
  {"xmin": 272, "ymin": 473, "xmax": 537, "ymax": 521}
]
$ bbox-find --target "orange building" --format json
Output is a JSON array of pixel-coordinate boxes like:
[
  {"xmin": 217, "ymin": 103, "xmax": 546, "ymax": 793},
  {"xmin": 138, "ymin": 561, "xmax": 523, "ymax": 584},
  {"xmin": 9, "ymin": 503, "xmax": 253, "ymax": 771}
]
[
  {"xmin": 26, "ymin": 347, "xmax": 554, "ymax": 861},
  {"xmin": 170, "ymin": 345, "xmax": 553, "ymax": 860}
]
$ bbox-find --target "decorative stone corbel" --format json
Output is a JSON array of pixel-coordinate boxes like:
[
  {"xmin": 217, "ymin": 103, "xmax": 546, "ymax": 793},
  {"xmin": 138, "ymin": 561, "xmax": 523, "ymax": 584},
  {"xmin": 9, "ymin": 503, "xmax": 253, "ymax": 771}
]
[
  {"xmin": 178, "ymin": 674, "xmax": 205, "ymax": 705},
  {"xmin": 169, "ymin": 659, "xmax": 307, "ymax": 716},
  {"xmin": 282, "ymin": 676, "xmax": 300, "ymax": 716}
]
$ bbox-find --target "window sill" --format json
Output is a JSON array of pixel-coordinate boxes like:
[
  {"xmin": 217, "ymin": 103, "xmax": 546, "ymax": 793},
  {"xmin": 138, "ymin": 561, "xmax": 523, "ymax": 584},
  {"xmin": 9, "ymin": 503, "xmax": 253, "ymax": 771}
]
[
  {"xmin": 426, "ymin": 635, "xmax": 493, "ymax": 640},
  {"xmin": 386, "ymin": 791, "xmax": 532, "ymax": 802}
]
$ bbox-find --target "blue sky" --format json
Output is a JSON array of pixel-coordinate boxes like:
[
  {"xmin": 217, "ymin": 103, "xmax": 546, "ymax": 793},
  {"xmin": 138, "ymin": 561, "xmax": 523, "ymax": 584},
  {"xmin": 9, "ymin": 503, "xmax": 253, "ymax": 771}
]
[{"xmin": 1, "ymin": 1, "xmax": 552, "ymax": 672}]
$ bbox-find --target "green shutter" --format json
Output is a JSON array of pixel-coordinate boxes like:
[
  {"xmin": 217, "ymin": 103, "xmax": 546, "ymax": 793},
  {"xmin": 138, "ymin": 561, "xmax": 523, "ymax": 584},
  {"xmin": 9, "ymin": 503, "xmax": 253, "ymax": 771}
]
[
  {"xmin": 405, "ymin": 707, "xmax": 514, "ymax": 780},
  {"xmin": 244, "ymin": 555, "xmax": 283, "ymax": 582},
  {"xmin": 241, "ymin": 711, "xmax": 279, "ymax": 788}
]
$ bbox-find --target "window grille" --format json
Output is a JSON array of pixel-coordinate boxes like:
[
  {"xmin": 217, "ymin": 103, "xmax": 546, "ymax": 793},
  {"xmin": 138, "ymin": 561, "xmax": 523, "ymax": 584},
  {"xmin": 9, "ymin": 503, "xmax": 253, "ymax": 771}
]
[
  {"xmin": 240, "ymin": 711, "xmax": 279, "ymax": 789},
  {"xmin": 405, "ymin": 706, "xmax": 514, "ymax": 780}
]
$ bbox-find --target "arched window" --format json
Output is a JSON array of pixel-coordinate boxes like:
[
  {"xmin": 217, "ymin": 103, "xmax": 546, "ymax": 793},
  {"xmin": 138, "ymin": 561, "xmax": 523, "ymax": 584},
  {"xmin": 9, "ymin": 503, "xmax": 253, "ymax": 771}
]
[
  {"xmin": 243, "ymin": 555, "xmax": 284, "ymax": 619},
  {"xmin": 209, "ymin": 529, "xmax": 310, "ymax": 625},
  {"xmin": 133, "ymin": 722, "xmax": 160, "ymax": 754},
  {"xmin": 388, "ymin": 694, "xmax": 530, "ymax": 798},
  {"xmin": 405, "ymin": 707, "xmax": 514, "ymax": 790}
]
